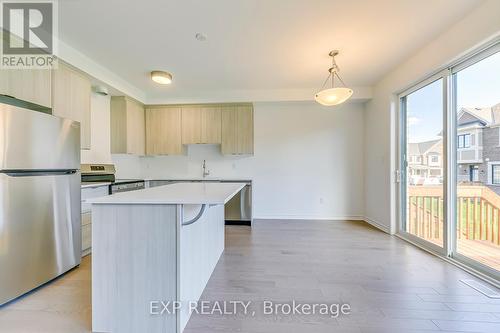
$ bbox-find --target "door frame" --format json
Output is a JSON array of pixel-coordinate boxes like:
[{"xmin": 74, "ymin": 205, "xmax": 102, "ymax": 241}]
[
  {"xmin": 448, "ymin": 42, "xmax": 500, "ymax": 281},
  {"xmin": 396, "ymin": 70, "xmax": 449, "ymax": 257},
  {"xmin": 396, "ymin": 39, "xmax": 500, "ymax": 283}
]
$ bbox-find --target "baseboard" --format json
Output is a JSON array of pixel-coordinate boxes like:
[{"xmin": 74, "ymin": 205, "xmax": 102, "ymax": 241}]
[
  {"xmin": 251, "ymin": 215, "xmax": 391, "ymax": 234},
  {"xmin": 362, "ymin": 216, "xmax": 391, "ymax": 234},
  {"xmin": 253, "ymin": 215, "xmax": 365, "ymax": 221}
]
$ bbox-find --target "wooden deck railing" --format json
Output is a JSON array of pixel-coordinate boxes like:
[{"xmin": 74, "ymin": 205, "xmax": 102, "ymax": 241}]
[{"xmin": 408, "ymin": 185, "xmax": 500, "ymax": 245}]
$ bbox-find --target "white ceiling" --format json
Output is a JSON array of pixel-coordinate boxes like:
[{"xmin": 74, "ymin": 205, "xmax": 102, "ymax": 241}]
[{"xmin": 58, "ymin": 0, "xmax": 482, "ymax": 103}]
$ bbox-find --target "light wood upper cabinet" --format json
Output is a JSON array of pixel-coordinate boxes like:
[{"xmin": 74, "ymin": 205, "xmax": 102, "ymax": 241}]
[
  {"xmin": 52, "ymin": 62, "xmax": 91, "ymax": 149},
  {"xmin": 221, "ymin": 106, "xmax": 238, "ymax": 154},
  {"xmin": 144, "ymin": 103, "xmax": 251, "ymax": 156},
  {"xmin": 0, "ymin": 68, "xmax": 52, "ymax": 108},
  {"xmin": 181, "ymin": 105, "xmax": 222, "ymax": 144},
  {"xmin": 0, "ymin": 32, "xmax": 52, "ymax": 108},
  {"xmin": 146, "ymin": 107, "xmax": 183, "ymax": 155},
  {"xmin": 221, "ymin": 105, "xmax": 254, "ymax": 155},
  {"xmin": 181, "ymin": 106, "xmax": 202, "ymax": 144},
  {"xmin": 111, "ymin": 96, "xmax": 145, "ymax": 155},
  {"xmin": 201, "ymin": 106, "xmax": 222, "ymax": 144}
]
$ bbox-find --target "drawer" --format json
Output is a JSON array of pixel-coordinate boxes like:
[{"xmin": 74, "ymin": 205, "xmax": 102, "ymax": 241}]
[
  {"xmin": 82, "ymin": 186, "xmax": 109, "ymax": 212},
  {"xmin": 81, "ymin": 186, "xmax": 109, "ymax": 201},
  {"xmin": 81, "ymin": 212, "xmax": 91, "ymax": 226},
  {"xmin": 82, "ymin": 224, "xmax": 91, "ymax": 252},
  {"xmin": 81, "ymin": 201, "xmax": 91, "ymax": 213}
]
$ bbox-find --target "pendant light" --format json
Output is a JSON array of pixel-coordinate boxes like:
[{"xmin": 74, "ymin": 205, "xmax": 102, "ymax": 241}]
[{"xmin": 315, "ymin": 50, "xmax": 353, "ymax": 106}]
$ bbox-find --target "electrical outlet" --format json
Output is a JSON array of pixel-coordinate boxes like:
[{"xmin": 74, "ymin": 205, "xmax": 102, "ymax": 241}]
[{"xmin": 319, "ymin": 197, "xmax": 324, "ymax": 204}]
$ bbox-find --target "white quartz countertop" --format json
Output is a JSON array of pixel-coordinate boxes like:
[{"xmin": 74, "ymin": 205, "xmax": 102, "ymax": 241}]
[
  {"xmin": 145, "ymin": 178, "xmax": 252, "ymax": 182},
  {"xmin": 88, "ymin": 182, "xmax": 245, "ymax": 205},
  {"xmin": 81, "ymin": 182, "xmax": 111, "ymax": 189}
]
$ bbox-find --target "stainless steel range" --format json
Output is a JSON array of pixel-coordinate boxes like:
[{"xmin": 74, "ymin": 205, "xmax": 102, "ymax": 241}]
[
  {"xmin": 0, "ymin": 104, "xmax": 81, "ymax": 306},
  {"xmin": 81, "ymin": 164, "xmax": 145, "ymax": 194}
]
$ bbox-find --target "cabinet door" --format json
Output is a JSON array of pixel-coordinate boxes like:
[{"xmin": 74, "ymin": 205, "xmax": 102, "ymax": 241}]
[
  {"xmin": 181, "ymin": 106, "xmax": 202, "ymax": 144},
  {"xmin": 110, "ymin": 97, "xmax": 127, "ymax": 153},
  {"xmin": 236, "ymin": 105, "xmax": 254, "ymax": 154},
  {"xmin": 146, "ymin": 107, "xmax": 182, "ymax": 155},
  {"xmin": 52, "ymin": 63, "xmax": 91, "ymax": 149},
  {"xmin": 126, "ymin": 99, "xmax": 145, "ymax": 155},
  {"xmin": 201, "ymin": 106, "xmax": 221, "ymax": 144},
  {"xmin": 221, "ymin": 105, "xmax": 254, "ymax": 155},
  {"xmin": 0, "ymin": 69, "xmax": 52, "ymax": 108},
  {"xmin": 221, "ymin": 106, "xmax": 238, "ymax": 154}
]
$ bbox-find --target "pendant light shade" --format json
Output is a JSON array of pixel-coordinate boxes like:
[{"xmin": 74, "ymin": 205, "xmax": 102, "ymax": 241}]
[
  {"xmin": 315, "ymin": 87, "xmax": 353, "ymax": 106},
  {"xmin": 315, "ymin": 50, "xmax": 353, "ymax": 106}
]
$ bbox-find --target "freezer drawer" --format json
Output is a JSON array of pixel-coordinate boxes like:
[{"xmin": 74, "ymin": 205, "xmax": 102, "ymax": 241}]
[
  {"xmin": 0, "ymin": 104, "xmax": 80, "ymax": 170},
  {"xmin": 0, "ymin": 171, "xmax": 81, "ymax": 305}
]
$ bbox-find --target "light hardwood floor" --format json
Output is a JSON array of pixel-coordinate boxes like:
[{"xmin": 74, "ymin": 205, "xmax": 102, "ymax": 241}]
[{"xmin": 1, "ymin": 220, "xmax": 500, "ymax": 332}]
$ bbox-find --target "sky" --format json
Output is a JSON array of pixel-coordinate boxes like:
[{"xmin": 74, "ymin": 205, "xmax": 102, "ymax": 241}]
[{"xmin": 407, "ymin": 51, "xmax": 500, "ymax": 143}]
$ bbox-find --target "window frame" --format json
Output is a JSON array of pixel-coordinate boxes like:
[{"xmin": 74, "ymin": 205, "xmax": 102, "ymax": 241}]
[{"xmin": 457, "ymin": 134, "xmax": 471, "ymax": 148}]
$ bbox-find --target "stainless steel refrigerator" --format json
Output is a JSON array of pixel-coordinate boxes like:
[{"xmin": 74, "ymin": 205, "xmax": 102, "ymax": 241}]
[{"xmin": 0, "ymin": 103, "xmax": 81, "ymax": 306}]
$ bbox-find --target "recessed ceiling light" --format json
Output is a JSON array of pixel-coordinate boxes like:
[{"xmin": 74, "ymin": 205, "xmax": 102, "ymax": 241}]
[
  {"xmin": 195, "ymin": 33, "xmax": 207, "ymax": 41},
  {"xmin": 151, "ymin": 71, "xmax": 172, "ymax": 85}
]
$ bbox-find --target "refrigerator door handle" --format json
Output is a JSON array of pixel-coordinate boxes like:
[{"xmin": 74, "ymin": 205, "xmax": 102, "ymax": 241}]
[{"xmin": 0, "ymin": 170, "xmax": 78, "ymax": 177}]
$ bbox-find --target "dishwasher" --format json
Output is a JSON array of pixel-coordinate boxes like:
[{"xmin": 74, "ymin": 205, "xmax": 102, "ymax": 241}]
[{"xmin": 221, "ymin": 181, "xmax": 252, "ymax": 225}]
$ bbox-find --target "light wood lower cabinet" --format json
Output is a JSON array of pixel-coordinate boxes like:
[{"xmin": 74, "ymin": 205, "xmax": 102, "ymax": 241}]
[
  {"xmin": 52, "ymin": 62, "xmax": 92, "ymax": 149},
  {"xmin": 111, "ymin": 96, "xmax": 145, "ymax": 155},
  {"xmin": 81, "ymin": 185, "xmax": 109, "ymax": 256},
  {"xmin": 81, "ymin": 214, "xmax": 92, "ymax": 256},
  {"xmin": 145, "ymin": 106, "xmax": 183, "ymax": 155},
  {"xmin": 221, "ymin": 105, "xmax": 254, "ymax": 155}
]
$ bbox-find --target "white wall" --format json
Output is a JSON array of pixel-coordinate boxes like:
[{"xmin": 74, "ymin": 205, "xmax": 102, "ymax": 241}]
[
  {"xmin": 81, "ymin": 93, "xmax": 112, "ymax": 164},
  {"xmin": 120, "ymin": 101, "xmax": 365, "ymax": 220},
  {"xmin": 364, "ymin": 0, "xmax": 500, "ymax": 234}
]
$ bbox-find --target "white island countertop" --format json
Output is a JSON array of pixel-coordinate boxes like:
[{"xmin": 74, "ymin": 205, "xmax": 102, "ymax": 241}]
[{"xmin": 88, "ymin": 182, "xmax": 245, "ymax": 205}]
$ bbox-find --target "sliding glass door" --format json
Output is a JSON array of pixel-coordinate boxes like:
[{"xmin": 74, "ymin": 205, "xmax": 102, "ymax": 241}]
[
  {"xmin": 452, "ymin": 48, "xmax": 500, "ymax": 275},
  {"xmin": 400, "ymin": 77, "xmax": 445, "ymax": 250},
  {"xmin": 399, "ymin": 41, "xmax": 500, "ymax": 280}
]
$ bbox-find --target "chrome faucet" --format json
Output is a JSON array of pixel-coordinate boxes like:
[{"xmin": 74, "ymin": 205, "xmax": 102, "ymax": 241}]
[{"xmin": 202, "ymin": 160, "xmax": 210, "ymax": 178}]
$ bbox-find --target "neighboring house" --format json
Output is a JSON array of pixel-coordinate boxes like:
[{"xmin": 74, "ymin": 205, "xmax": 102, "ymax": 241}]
[
  {"xmin": 457, "ymin": 103, "xmax": 500, "ymax": 194},
  {"xmin": 408, "ymin": 139, "xmax": 443, "ymax": 185}
]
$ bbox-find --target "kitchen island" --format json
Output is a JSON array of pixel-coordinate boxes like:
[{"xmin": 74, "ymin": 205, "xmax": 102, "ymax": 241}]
[{"xmin": 89, "ymin": 182, "xmax": 245, "ymax": 333}]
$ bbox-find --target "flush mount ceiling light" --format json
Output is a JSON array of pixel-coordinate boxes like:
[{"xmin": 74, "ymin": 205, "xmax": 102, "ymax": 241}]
[
  {"xmin": 315, "ymin": 50, "xmax": 353, "ymax": 106},
  {"xmin": 151, "ymin": 70, "xmax": 172, "ymax": 85}
]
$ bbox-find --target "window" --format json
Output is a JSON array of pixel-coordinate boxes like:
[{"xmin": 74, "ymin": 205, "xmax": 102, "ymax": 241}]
[
  {"xmin": 492, "ymin": 165, "xmax": 500, "ymax": 184},
  {"xmin": 458, "ymin": 134, "xmax": 471, "ymax": 148},
  {"xmin": 431, "ymin": 155, "xmax": 438, "ymax": 163}
]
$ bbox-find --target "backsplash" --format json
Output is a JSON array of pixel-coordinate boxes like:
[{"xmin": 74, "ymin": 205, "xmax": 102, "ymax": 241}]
[{"xmin": 113, "ymin": 145, "xmax": 254, "ymax": 180}]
